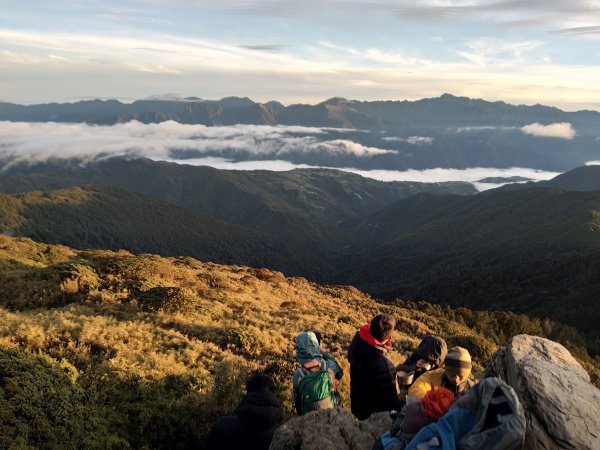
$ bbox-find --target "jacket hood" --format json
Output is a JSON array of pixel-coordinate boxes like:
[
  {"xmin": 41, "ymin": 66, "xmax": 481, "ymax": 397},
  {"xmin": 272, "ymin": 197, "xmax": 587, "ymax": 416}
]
[
  {"xmin": 235, "ymin": 389, "xmax": 281, "ymax": 429},
  {"xmin": 416, "ymin": 336, "xmax": 448, "ymax": 367},
  {"xmin": 358, "ymin": 324, "xmax": 392, "ymax": 348},
  {"xmin": 295, "ymin": 331, "xmax": 321, "ymax": 365},
  {"xmin": 348, "ymin": 330, "xmax": 388, "ymax": 366}
]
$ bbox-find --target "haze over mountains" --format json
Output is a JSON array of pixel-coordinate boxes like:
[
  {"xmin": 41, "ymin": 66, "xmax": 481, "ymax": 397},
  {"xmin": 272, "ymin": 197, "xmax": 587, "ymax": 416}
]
[{"xmin": 2, "ymin": 94, "xmax": 599, "ymax": 173}]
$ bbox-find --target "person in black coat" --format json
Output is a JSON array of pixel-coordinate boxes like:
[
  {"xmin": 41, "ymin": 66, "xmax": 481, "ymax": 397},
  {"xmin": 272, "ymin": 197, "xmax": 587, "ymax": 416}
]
[
  {"xmin": 347, "ymin": 314, "xmax": 403, "ymax": 420},
  {"xmin": 396, "ymin": 335, "xmax": 448, "ymax": 398},
  {"xmin": 206, "ymin": 373, "xmax": 282, "ymax": 450}
]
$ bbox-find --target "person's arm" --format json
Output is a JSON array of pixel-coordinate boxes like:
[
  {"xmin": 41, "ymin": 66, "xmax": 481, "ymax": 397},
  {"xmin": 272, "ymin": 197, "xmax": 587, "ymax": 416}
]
[
  {"xmin": 408, "ymin": 371, "xmax": 433, "ymax": 400},
  {"xmin": 292, "ymin": 369, "xmax": 303, "ymax": 415}
]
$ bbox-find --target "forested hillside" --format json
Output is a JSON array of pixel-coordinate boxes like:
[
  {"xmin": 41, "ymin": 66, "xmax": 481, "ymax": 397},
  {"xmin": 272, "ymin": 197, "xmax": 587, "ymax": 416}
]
[
  {"xmin": 1, "ymin": 159, "xmax": 600, "ymax": 356},
  {"xmin": 0, "ymin": 158, "xmax": 474, "ymax": 253},
  {"xmin": 0, "ymin": 185, "xmax": 325, "ymax": 278}
]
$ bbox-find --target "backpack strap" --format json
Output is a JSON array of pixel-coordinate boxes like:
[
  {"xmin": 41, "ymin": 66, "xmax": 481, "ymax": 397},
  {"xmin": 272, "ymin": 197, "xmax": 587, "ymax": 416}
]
[{"xmin": 298, "ymin": 359, "xmax": 323, "ymax": 389}]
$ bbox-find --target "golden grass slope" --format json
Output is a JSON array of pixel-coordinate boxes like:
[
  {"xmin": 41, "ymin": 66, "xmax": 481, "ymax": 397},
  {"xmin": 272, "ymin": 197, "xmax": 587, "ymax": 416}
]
[{"xmin": 0, "ymin": 234, "xmax": 583, "ymax": 448}]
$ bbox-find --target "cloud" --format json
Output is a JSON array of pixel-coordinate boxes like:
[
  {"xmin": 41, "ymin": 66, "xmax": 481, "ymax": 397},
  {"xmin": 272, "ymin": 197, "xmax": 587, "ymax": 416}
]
[
  {"xmin": 3, "ymin": 24, "xmax": 600, "ymax": 111},
  {"xmin": 521, "ymin": 122, "xmax": 576, "ymax": 139},
  {"xmin": 238, "ymin": 45, "xmax": 286, "ymax": 52},
  {"xmin": 457, "ymin": 38, "xmax": 543, "ymax": 66},
  {"xmin": 553, "ymin": 26, "xmax": 600, "ymax": 36},
  {"xmin": 157, "ymin": 156, "xmax": 560, "ymax": 191},
  {"xmin": 0, "ymin": 121, "xmax": 394, "ymax": 170},
  {"xmin": 382, "ymin": 136, "xmax": 434, "ymax": 145},
  {"xmin": 391, "ymin": 0, "xmax": 599, "ymax": 31},
  {"xmin": 0, "ymin": 120, "xmax": 562, "ymax": 191},
  {"xmin": 455, "ymin": 126, "xmax": 503, "ymax": 133}
]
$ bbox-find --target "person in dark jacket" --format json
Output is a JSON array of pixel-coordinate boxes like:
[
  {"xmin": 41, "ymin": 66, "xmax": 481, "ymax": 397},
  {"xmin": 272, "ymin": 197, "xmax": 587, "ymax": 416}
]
[
  {"xmin": 348, "ymin": 314, "xmax": 403, "ymax": 420},
  {"xmin": 206, "ymin": 373, "xmax": 282, "ymax": 450},
  {"xmin": 396, "ymin": 336, "xmax": 448, "ymax": 398}
]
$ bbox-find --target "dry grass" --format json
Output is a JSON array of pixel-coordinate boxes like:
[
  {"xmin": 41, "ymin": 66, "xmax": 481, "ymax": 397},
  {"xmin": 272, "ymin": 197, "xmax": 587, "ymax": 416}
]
[{"xmin": 0, "ymin": 235, "xmax": 508, "ymax": 447}]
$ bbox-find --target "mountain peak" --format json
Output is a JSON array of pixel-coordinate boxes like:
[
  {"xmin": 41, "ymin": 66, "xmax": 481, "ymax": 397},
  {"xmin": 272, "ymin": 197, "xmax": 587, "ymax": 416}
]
[
  {"xmin": 216, "ymin": 96, "xmax": 256, "ymax": 108},
  {"xmin": 321, "ymin": 97, "xmax": 350, "ymax": 105}
]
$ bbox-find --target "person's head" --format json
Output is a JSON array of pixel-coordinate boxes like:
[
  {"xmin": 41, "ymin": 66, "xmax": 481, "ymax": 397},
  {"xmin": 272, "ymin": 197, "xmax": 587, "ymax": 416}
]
[
  {"xmin": 404, "ymin": 387, "xmax": 454, "ymax": 434},
  {"xmin": 294, "ymin": 331, "xmax": 321, "ymax": 365},
  {"xmin": 444, "ymin": 347, "xmax": 472, "ymax": 386},
  {"xmin": 246, "ymin": 373, "xmax": 274, "ymax": 393},
  {"xmin": 415, "ymin": 335, "xmax": 448, "ymax": 369},
  {"xmin": 370, "ymin": 314, "xmax": 395, "ymax": 343}
]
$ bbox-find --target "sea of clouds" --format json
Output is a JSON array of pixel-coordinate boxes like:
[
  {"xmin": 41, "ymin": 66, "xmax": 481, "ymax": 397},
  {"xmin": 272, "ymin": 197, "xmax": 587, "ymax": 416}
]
[{"xmin": 0, "ymin": 120, "xmax": 565, "ymax": 190}]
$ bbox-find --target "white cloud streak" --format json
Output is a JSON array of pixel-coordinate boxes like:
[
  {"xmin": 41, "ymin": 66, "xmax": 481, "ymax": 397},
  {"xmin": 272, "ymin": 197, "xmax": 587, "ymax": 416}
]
[
  {"xmin": 382, "ymin": 136, "xmax": 434, "ymax": 145},
  {"xmin": 158, "ymin": 156, "xmax": 560, "ymax": 191},
  {"xmin": 521, "ymin": 122, "xmax": 576, "ymax": 139},
  {"xmin": 0, "ymin": 121, "xmax": 394, "ymax": 169},
  {"xmin": 392, "ymin": 0, "xmax": 600, "ymax": 32}
]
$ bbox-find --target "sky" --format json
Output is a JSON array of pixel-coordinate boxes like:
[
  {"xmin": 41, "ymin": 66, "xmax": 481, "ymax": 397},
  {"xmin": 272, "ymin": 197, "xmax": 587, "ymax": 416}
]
[{"xmin": 1, "ymin": 0, "xmax": 600, "ymax": 110}]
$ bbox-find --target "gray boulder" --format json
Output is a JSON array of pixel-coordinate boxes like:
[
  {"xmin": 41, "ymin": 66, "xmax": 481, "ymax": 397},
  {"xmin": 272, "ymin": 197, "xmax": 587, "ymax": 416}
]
[
  {"xmin": 270, "ymin": 408, "xmax": 392, "ymax": 450},
  {"xmin": 486, "ymin": 334, "xmax": 600, "ymax": 450}
]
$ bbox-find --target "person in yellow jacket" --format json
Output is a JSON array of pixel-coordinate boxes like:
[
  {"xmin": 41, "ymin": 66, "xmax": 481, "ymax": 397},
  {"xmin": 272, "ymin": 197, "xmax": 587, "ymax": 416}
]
[{"xmin": 408, "ymin": 346, "xmax": 474, "ymax": 400}]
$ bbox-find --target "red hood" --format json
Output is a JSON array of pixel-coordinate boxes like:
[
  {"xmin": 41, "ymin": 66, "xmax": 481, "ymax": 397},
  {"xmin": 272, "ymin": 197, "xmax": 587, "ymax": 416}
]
[{"xmin": 359, "ymin": 323, "xmax": 392, "ymax": 348}]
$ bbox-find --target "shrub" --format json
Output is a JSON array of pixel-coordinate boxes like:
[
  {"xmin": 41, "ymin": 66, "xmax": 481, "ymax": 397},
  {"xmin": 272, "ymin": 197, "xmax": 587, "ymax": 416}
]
[
  {"xmin": 0, "ymin": 347, "xmax": 123, "ymax": 449},
  {"xmin": 446, "ymin": 334, "xmax": 498, "ymax": 363},
  {"xmin": 134, "ymin": 286, "xmax": 198, "ymax": 313}
]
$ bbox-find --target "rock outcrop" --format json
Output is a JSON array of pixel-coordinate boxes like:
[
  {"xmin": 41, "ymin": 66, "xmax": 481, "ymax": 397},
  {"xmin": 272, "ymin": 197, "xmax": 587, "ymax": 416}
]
[
  {"xmin": 486, "ymin": 334, "xmax": 600, "ymax": 450},
  {"xmin": 269, "ymin": 408, "xmax": 392, "ymax": 450}
]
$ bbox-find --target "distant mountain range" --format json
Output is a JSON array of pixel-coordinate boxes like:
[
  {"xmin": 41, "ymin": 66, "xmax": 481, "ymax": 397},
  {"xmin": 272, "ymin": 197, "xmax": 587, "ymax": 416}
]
[
  {"xmin": 2, "ymin": 94, "xmax": 600, "ymax": 132},
  {"xmin": 2, "ymin": 94, "xmax": 600, "ymax": 171},
  {"xmin": 1, "ymin": 158, "xmax": 600, "ymax": 354}
]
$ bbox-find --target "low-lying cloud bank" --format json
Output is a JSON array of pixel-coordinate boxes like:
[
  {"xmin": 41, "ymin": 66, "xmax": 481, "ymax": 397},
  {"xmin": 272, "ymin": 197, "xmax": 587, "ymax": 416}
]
[
  {"xmin": 0, "ymin": 121, "xmax": 394, "ymax": 168},
  {"xmin": 0, "ymin": 120, "xmax": 561, "ymax": 191},
  {"xmin": 156, "ymin": 156, "xmax": 559, "ymax": 191},
  {"xmin": 521, "ymin": 122, "xmax": 576, "ymax": 139}
]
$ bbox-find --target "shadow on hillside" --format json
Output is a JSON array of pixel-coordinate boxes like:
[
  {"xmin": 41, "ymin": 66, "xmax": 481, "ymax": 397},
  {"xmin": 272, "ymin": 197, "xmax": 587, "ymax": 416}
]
[
  {"xmin": 11, "ymin": 194, "xmax": 333, "ymax": 281},
  {"xmin": 0, "ymin": 345, "xmax": 258, "ymax": 450}
]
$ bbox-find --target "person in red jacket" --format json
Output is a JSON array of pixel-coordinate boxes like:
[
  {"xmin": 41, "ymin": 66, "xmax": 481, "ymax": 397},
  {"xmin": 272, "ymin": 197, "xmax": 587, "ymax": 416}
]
[{"xmin": 348, "ymin": 314, "xmax": 403, "ymax": 420}]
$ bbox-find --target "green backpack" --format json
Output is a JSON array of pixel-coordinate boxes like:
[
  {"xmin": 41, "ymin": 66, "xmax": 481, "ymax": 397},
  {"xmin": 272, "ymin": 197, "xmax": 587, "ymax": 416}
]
[{"xmin": 299, "ymin": 360, "xmax": 336, "ymax": 415}]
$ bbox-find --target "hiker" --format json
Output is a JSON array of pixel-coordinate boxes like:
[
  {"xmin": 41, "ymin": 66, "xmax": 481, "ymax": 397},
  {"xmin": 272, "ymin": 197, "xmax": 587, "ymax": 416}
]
[
  {"xmin": 348, "ymin": 314, "xmax": 403, "ymax": 420},
  {"xmin": 396, "ymin": 336, "xmax": 448, "ymax": 399},
  {"xmin": 404, "ymin": 377, "xmax": 526, "ymax": 450},
  {"xmin": 293, "ymin": 331, "xmax": 343, "ymax": 415},
  {"xmin": 408, "ymin": 347, "xmax": 474, "ymax": 400},
  {"xmin": 374, "ymin": 387, "xmax": 455, "ymax": 450},
  {"xmin": 206, "ymin": 373, "xmax": 281, "ymax": 450}
]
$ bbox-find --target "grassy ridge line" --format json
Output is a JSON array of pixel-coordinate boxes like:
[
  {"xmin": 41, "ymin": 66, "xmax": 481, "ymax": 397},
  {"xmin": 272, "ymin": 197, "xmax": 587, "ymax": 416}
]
[{"xmin": 0, "ymin": 235, "xmax": 598, "ymax": 448}]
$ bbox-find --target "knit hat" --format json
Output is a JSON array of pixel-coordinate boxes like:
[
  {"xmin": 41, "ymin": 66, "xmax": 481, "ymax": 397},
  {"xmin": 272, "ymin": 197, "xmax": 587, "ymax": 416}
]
[
  {"xmin": 444, "ymin": 346, "xmax": 472, "ymax": 378},
  {"xmin": 421, "ymin": 387, "xmax": 454, "ymax": 420}
]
